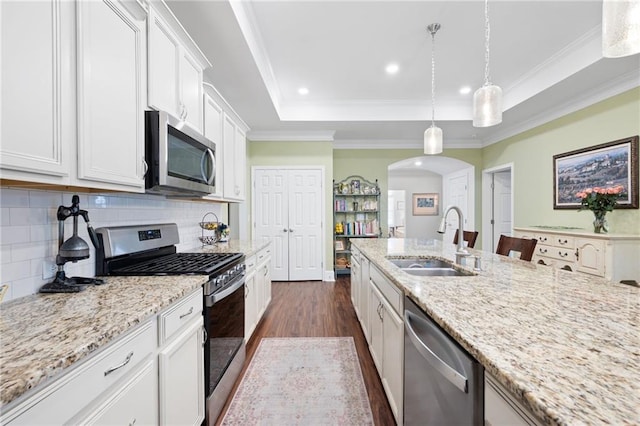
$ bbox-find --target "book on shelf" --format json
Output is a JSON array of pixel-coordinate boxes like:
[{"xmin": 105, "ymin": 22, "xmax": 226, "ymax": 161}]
[
  {"xmin": 336, "ymin": 219, "xmax": 378, "ymax": 236},
  {"xmin": 334, "ymin": 199, "xmax": 378, "ymax": 212}
]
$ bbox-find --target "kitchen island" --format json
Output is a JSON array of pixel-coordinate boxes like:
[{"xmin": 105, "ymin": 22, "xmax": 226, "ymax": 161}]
[{"xmin": 351, "ymin": 237, "xmax": 639, "ymax": 425}]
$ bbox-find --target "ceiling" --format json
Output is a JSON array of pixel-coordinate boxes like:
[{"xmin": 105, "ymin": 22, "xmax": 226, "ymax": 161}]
[{"xmin": 166, "ymin": 0, "xmax": 640, "ymax": 150}]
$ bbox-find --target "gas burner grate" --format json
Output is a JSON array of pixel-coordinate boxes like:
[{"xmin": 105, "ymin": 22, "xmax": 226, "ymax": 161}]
[{"xmin": 113, "ymin": 252, "xmax": 242, "ymax": 275}]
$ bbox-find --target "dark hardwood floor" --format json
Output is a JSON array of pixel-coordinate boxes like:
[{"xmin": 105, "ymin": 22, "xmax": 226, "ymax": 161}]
[{"xmin": 215, "ymin": 276, "xmax": 396, "ymax": 425}]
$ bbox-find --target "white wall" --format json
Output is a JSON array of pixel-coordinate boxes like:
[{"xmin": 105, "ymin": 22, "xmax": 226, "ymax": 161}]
[
  {"xmin": 388, "ymin": 170, "xmax": 442, "ymax": 240},
  {"xmin": 0, "ymin": 188, "xmax": 226, "ymax": 303}
]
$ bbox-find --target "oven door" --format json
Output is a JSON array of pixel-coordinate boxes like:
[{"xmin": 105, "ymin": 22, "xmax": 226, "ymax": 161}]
[{"xmin": 203, "ymin": 274, "xmax": 245, "ymax": 425}]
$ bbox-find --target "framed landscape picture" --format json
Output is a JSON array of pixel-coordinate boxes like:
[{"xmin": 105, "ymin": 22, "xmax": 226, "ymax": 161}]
[
  {"xmin": 553, "ymin": 136, "xmax": 639, "ymax": 209},
  {"xmin": 412, "ymin": 193, "xmax": 439, "ymax": 216}
]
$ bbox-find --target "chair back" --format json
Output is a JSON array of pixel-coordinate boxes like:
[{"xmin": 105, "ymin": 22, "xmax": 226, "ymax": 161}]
[
  {"xmin": 495, "ymin": 235, "xmax": 537, "ymax": 261},
  {"xmin": 453, "ymin": 230, "xmax": 479, "ymax": 249}
]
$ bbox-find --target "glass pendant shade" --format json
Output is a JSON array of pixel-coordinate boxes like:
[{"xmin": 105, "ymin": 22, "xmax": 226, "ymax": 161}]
[
  {"xmin": 602, "ymin": 0, "xmax": 640, "ymax": 58},
  {"xmin": 424, "ymin": 125, "xmax": 443, "ymax": 155},
  {"xmin": 473, "ymin": 84, "xmax": 503, "ymax": 127}
]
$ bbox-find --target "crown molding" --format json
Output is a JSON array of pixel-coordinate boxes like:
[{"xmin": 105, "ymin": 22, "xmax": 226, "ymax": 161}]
[
  {"xmin": 483, "ymin": 69, "xmax": 640, "ymax": 147},
  {"xmin": 229, "ymin": 0, "xmax": 283, "ymax": 113},
  {"xmin": 333, "ymin": 139, "xmax": 482, "ymax": 150},
  {"xmin": 247, "ymin": 130, "xmax": 335, "ymax": 142}
]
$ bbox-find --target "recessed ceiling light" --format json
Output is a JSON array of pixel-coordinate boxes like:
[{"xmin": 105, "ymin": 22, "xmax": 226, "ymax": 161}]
[
  {"xmin": 298, "ymin": 87, "xmax": 309, "ymax": 95},
  {"xmin": 459, "ymin": 86, "xmax": 472, "ymax": 95},
  {"xmin": 414, "ymin": 160, "xmax": 422, "ymax": 166},
  {"xmin": 385, "ymin": 63, "xmax": 399, "ymax": 75}
]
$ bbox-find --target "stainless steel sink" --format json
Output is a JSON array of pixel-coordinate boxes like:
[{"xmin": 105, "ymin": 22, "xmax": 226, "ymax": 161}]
[
  {"xmin": 400, "ymin": 267, "xmax": 473, "ymax": 277},
  {"xmin": 386, "ymin": 258, "xmax": 452, "ymax": 269},
  {"xmin": 386, "ymin": 257, "xmax": 474, "ymax": 277}
]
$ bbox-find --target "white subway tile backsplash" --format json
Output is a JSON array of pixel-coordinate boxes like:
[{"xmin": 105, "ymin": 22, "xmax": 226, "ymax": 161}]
[
  {"xmin": 0, "ymin": 188, "xmax": 29, "ymax": 207},
  {"xmin": 0, "ymin": 187, "xmax": 225, "ymax": 302},
  {"xmin": 10, "ymin": 207, "xmax": 48, "ymax": 226},
  {"xmin": 0, "ymin": 226, "xmax": 31, "ymax": 245},
  {"xmin": 12, "ymin": 242, "xmax": 48, "ymax": 262},
  {"xmin": 29, "ymin": 190, "xmax": 63, "ymax": 208},
  {"xmin": 0, "ymin": 260, "xmax": 32, "ymax": 282}
]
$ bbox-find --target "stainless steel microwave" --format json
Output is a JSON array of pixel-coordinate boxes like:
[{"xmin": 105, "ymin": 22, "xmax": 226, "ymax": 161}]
[{"xmin": 145, "ymin": 110, "xmax": 216, "ymax": 196}]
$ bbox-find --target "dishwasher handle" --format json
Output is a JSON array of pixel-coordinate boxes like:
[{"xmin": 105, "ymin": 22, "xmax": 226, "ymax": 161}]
[{"xmin": 404, "ymin": 310, "xmax": 468, "ymax": 393}]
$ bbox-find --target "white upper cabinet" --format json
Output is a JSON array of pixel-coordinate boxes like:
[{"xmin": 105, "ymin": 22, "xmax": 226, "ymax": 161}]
[
  {"xmin": 74, "ymin": 0, "xmax": 146, "ymax": 191},
  {"xmin": 203, "ymin": 93, "xmax": 225, "ymax": 199},
  {"xmin": 1, "ymin": 0, "xmax": 146, "ymax": 192},
  {"xmin": 222, "ymin": 114, "xmax": 247, "ymax": 202},
  {"xmin": 147, "ymin": 4, "xmax": 208, "ymax": 133},
  {"xmin": 0, "ymin": 0, "xmax": 74, "ymax": 184}
]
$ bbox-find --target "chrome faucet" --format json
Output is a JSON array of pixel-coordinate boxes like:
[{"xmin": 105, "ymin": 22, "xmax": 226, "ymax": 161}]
[{"xmin": 437, "ymin": 205, "xmax": 471, "ymax": 265}]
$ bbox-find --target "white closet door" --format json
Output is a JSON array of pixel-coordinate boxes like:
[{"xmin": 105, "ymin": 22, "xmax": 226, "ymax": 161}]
[
  {"xmin": 253, "ymin": 168, "xmax": 324, "ymax": 281},
  {"xmin": 288, "ymin": 169, "xmax": 323, "ymax": 281},
  {"xmin": 254, "ymin": 169, "xmax": 289, "ymax": 281}
]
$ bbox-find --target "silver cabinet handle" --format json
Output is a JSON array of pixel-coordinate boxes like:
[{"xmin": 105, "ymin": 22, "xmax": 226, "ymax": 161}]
[
  {"xmin": 202, "ymin": 326, "xmax": 208, "ymax": 348},
  {"xmin": 179, "ymin": 306, "xmax": 194, "ymax": 319},
  {"xmin": 404, "ymin": 310, "xmax": 468, "ymax": 393},
  {"xmin": 129, "ymin": 419, "xmax": 136, "ymax": 426},
  {"xmin": 289, "ymin": 229, "xmax": 294, "ymax": 233},
  {"xmin": 142, "ymin": 159, "xmax": 148, "ymax": 178},
  {"xmin": 263, "ymin": 266, "xmax": 268, "ymax": 276},
  {"xmin": 539, "ymin": 248, "xmax": 547, "ymax": 254},
  {"xmin": 558, "ymin": 239, "xmax": 568, "ymax": 245},
  {"xmin": 104, "ymin": 351, "xmax": 134, "ymax": 376},
  {"xmin": 283, "ymin": 229, "xmax": 288, "ymax": 232},
  {"xmin": 559, "ymin": 251, "xmax": 569, "ymax": 258}
]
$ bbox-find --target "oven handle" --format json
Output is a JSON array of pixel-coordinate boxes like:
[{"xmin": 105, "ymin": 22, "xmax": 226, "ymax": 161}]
[{"xmin": 205, "ymin": 274, "xmax": 245, "ymax": 307}]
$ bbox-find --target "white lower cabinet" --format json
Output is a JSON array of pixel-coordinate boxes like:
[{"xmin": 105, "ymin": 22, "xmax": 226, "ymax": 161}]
[
  {"xmin": 485, "ymin": 372, "xmax": 543, "ymax": 426},
  {"xmin": 158, "ymin": 318, "xmax": 205, "ymax": 425},
  {"xmin": 245, "ymin": 246, "xmax": 272, "ymax": 341},
  {"xmin": 350, "ymin": 248, "xmax": 361, "ymax": 316},
  {"xmin": 2, "ymin": 288, "xmax": 204, "ymax": 426},
  {"xmin": 367, "ymin": 264, "xmax": 404, "ymax": 425},
  {"xmin": 245, "ymin": 255, "xmax": 258, "ymax": 340},
  {"xmin": 78, "ymin": 359, "xmax": 158, "ymax": 425}
]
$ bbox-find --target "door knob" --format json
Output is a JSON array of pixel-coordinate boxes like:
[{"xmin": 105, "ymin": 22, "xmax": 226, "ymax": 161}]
[{"xmin": 289, "ymin": 229, "xmax": 294, "ymax": 233}]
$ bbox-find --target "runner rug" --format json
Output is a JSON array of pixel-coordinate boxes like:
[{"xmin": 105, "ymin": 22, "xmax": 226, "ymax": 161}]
[{"xmin": 220, "ymin": 337, "xmax": 374, "ymax": 425}]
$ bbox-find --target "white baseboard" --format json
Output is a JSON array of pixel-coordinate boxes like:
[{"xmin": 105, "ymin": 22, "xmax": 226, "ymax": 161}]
[{"xmin": 324, "ymin": 270, "xmax": 336, "ymax": 282}]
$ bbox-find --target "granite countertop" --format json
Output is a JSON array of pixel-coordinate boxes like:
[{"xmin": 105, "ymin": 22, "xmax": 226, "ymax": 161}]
[
  {"xmin": 0, "ymin": 239, "xmax": 268, "ymax": 409},
  {"xmin": 351, "ymin": 238, "xmax": 640, "ymax": 426}
]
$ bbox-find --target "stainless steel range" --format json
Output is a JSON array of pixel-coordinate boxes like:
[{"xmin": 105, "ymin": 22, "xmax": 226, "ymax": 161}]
[{"xmin": 95, "ymin": 223, "xmax": 245, "ymax": 426}]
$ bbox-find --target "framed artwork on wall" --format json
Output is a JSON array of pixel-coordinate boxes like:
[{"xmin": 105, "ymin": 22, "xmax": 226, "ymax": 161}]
[
  {"xmin": 553, "ymin": 136, "xmax": 639, "ymax": 209},
  {"xmin": 412, "ymin": 193, "xmax": 439, "ymax": 216}
]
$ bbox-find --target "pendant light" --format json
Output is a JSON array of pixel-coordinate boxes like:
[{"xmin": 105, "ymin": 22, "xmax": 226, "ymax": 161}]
[
  {"xmin": 602, "ymin": 0, "xmax": 640, "ymax": 58},
  {"xmin": 473, "ymin": 0, "xmax": 503, "ymax": 127},
  {"xmin": 424, "ymin": 23, "xmax": 443, "ymax": 155}
]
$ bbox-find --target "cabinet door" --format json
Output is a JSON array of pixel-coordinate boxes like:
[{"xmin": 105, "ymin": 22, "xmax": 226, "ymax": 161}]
[
  {"xmin": 359, "ymin": 256, "xmax": 371, "ymax": 343},
  {"xmin": 575, "ymin": 238, "xmax": 605, "ymax": 277},
  {"xmin": 222, "ymin": 116, "xmax": 237, "ymax": 199},
  {"xmin": 75, "ymin": 0, "xmax": 145, "ymax": 191},
  {"xmin": 0, "ymin": 0, "xmax": 73, "ymax": 182},
  {"xmin": 233, "ymin": 126, "xmax": 247, "ymax": 200},
  {"xmin": 369, "ymin": 282, "xmax": 384, "ymax": 373},
  {"xmin": 158, "ymin": 318, "xmax": 205, "ymax": 426},
  {"xmin": 79, "ymin": 359, "xmax": 158, "ymax": 425},
  {"xmin": 203, "ymin": 94, "xmax": 224, "ymax": 199},
  {"xmin": 381, "ymin": 300, "xmax": 404, "ymax": 425},
  {"xmin": 147, "ymin": 8, "xmax": 180, "ymax": 116},
  {"xmin": 179, "ymin": 49, "xmax": 203, "ymax": 132}
]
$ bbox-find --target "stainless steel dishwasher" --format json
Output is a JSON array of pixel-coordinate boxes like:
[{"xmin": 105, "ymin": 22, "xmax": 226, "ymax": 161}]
[{"xmin": 404, "ymin": 296, "xmax": 484, "ymax": 425}]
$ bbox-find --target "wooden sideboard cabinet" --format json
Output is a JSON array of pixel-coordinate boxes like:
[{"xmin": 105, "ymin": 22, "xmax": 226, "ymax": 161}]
[{"xmin": 513, "ymin": 227, "xmax": 640, "ymax": 283}]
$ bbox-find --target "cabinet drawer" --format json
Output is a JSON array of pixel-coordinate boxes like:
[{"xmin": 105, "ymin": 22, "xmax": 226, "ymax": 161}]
[
  {"xmin": 535, "ymin": 245, "xmax": 575, "ymax": 262},
  {"xmin": 257, "ymin": 247, "xmax": 270, "ymax": 265},
  {"xmin": 370, "ymin": 264, "xmax": 402, "ymax": 315},
  {"xmin": 245, "ymin": 254, "xmax": 257, "ymax": 271},
  {"xmin": 6, "ymin": 319, "xmax": 156, "ymax": 425},
  {"xmin": 159, "ymin": 288, "xmax": 203, "ymax": 344},
  {"xmin": 550, "ymin": 235, "xmax": 575, "ymax": 249},
  {"xmin": 74, "ymin": 359, "xmax": 158, "ymax": 425}
]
